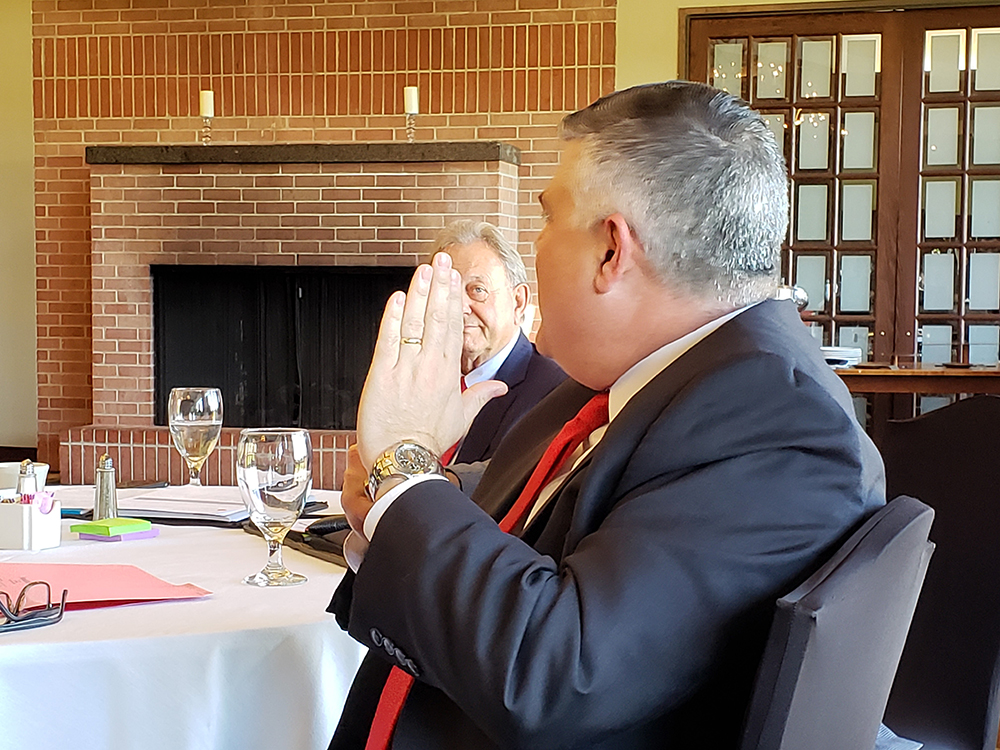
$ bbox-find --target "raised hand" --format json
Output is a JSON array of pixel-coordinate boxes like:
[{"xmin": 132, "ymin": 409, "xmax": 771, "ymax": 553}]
[{"xmin": 354, "ymin": 252, "xmax": 507, "ymax": 469}]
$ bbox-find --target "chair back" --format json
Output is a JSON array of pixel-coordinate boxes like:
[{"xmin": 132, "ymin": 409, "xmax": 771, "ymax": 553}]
[
  {"xmin": 881, "ymin": 395, "xmax": 1000, "ymax": 750},
  {"xmin": 740, "ymin": 495, "xmax": 934, "ymax": 750}
]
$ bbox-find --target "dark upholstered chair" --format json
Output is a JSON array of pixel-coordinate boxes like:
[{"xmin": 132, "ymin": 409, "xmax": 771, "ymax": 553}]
[
  {"xmin": 740, "ymin": 495, "xmax": 935, "ymax": 750},
  {"xmin": 881, "ymin": 395, "xmax": 1000, "ymax": 750}
]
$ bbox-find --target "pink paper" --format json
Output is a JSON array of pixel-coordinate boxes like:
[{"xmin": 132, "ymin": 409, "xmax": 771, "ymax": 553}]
[{"xmin": 0, "ymin": 562, "xmax": 210, "ymax": 610}]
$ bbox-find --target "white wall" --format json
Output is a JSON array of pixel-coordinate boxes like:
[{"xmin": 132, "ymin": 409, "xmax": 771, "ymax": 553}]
[
  {"xmin": 616, "ymin": 0, "xmax": 840, "ymax": 86},
  {"xmin": 0, "ymin": 0, "xmax": 37, "ymax": 446}
]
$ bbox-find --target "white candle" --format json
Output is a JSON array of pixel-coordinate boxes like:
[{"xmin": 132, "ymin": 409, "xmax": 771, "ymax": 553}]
[
  {"xmin": 199, "ymin": 90, "xmax": 215, "ymax": 119},
  {"xmin": 403, "ymin": 86, "xmax": 419, "ymax": 115}
]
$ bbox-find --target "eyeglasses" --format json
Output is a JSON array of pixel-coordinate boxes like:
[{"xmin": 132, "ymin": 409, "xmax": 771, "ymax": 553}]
[
  {"xmin": 465, "ymin": 282, "xmax": 506, "ymax": 303},
  {"xmin": 0, "ymin": 581, "xmax": 67, "ymax": 634}
]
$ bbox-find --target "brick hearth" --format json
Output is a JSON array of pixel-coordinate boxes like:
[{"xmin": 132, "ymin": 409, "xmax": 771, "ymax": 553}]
[{"xmin": 60, "ymin": 142, "xmax": 519, "ymax": 488}]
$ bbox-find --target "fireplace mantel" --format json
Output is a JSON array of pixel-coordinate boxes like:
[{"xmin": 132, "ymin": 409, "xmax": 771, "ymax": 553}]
[
  {"xmin": 63, "ymin": 142, "xmax": 522, "ymax": 488},
  {"xmin": 85, "ymin": 141, "xmax": 521, "ymax": 166}
]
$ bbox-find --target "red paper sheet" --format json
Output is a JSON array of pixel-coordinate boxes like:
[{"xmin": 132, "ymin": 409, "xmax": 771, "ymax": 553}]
[{"xmin": 0, "ymin": 563, "xmax": 211, "ymax": 610}]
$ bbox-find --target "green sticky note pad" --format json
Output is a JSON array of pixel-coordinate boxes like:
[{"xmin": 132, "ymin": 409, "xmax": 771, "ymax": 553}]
[{"xmin": 70, "ymin": 517, "xmax": 153, "ymax": 536}]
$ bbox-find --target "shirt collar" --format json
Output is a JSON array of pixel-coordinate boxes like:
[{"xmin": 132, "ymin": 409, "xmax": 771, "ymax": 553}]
[
  {"xmin": 608, "ymin": 303, "xmax": 758, "ymax": 422},
  {"xmin": 464, "ymin": 330, "xmax": 520, "ymax": 386}
]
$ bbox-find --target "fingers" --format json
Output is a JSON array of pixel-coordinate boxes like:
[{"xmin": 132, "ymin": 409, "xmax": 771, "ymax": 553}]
[
  {"xmin": 398, "ymin": 264, "xmax": 433, "ymax": 349},
  {"xmin": 369, "ymin": 290, "xmax": 406, "ymax": 372},
  {"xmin": 462, "ymin": 379, "xmax": 509, "ymax": 426},
  {"xmin": 371, "ymin": 254, "xmax": 461, "ymax": 373},
  {"xmin": 419, "ymin": 253, "xmax": 463, "ymax": 360}
]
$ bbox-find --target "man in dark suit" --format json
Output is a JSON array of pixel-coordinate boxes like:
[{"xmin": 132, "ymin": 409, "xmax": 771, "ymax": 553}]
[
  {"xmin": 429, "ymin": 220, "xmax": 565, "ymax": 464},
  {"xmin": 329, "ymin": 81, "xmax": 885, "ymax": 749}
]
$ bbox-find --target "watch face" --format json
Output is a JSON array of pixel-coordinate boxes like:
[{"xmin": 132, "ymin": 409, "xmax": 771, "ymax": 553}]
[{"xmin": 395, "ymin": 443, "xmax": 433, "ymax": 473}]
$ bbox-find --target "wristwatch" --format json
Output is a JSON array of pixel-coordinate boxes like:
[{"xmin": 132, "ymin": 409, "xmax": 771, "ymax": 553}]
[{"xmin": 367, "ymin": 441, "xmax": 444, "ymax": 500}]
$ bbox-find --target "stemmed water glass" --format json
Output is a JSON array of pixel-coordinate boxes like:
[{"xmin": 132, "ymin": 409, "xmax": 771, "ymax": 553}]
[
  {"xmin": 168, "ymin": 387, "xmax": 223, "ymax": 486},
  {"xmin": 236, "ymin": 428, "xmax": 312, "ymax": 587}
]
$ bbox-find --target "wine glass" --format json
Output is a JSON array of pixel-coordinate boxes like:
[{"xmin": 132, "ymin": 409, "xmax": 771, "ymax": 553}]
[
  {"xmin": 168, "ymin": 387, "xmax": 224, "ymax": 486},
  {"xmin": 236, "ymin": 428, "xmax": 312, "ymax": 587}
]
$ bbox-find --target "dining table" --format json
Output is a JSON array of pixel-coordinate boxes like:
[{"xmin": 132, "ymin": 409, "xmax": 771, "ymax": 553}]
[{"xmin": 0, "ymin": 488, "xmax": 365, "ymax": 750}]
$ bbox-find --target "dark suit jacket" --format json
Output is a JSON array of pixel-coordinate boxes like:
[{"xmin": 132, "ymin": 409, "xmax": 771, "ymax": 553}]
[
  {"xmin": 329, "ymin": 299, "xmax": 885, "ymax": 750},
  {"xmin": 453, "ymin": 331, "xmax": 567, "ymax": 464}
]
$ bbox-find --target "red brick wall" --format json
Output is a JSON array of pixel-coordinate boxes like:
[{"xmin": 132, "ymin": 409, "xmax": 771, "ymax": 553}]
[
  {"xmin": 89, "ymin": 157, "xmax": 518, "ymax": 425},
  {"xmin": 32, "ymin": 0, "xmax": 617, "ymax": 473}
]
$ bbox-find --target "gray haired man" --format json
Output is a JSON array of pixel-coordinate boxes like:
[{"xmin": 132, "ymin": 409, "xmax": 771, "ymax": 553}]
[
  {"xmin": 429, "ymin": 220, "xmax": 565, "ymax": 465},
  {"xmin": 329, "ymin": 81, "xmax": 884, "ymax": 749}
]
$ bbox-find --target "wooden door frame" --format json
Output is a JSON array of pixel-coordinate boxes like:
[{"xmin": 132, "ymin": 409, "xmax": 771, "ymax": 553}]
[{"xmin": 680, "ymin": 0, "xmax": 999, "ymax": 81}]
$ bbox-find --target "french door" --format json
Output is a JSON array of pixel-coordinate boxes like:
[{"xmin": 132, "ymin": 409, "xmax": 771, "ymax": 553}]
[{"xmin": 688, "ymin": 8, "xmax": 1000, "ymax": 422}]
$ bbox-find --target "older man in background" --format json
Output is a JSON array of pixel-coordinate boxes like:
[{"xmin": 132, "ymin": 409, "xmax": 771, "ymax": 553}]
[{"xmin": 431, "ymin": 220, "xmax": 565, "ymax": 465}]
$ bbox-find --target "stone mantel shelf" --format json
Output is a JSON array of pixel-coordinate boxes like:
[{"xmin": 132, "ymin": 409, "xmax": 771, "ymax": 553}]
[{"xmin": 85, "ymin": 141, "xmax": 521, "ymax": 166}]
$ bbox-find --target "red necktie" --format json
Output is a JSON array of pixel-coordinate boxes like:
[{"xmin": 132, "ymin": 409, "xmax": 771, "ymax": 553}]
[
  {"xmin": 439, "ymin": 377, "xmax": 468, "ymax": 466},
  {"xmin": 364, "ymin": 392, "xmax": 610, "ymax": 750}
]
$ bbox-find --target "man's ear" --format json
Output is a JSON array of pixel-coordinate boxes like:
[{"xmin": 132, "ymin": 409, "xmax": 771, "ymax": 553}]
[
  {"xmin": 512, "ymin": 283, "xmax": 530, "ymax": 323},
  {"xmin": 595, "ymin": 213, "xmax": 639, "ymax": 293}
]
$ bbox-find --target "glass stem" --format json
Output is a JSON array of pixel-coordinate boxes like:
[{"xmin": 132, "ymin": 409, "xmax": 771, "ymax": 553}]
[
  {"xmin": 188, "ymin": 463, "xmax": 202, "ymax": 486},
  {"xmin": 265, "ymin": 538, "xmax": 285, "ymax": 572}
]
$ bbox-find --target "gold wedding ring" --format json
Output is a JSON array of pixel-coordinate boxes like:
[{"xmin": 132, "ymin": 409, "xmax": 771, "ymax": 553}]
[{"xmin": 401, "ymin": 337, "xmax": 422, "ymax": 345}]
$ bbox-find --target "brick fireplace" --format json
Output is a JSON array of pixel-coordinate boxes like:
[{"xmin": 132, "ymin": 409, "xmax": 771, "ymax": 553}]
[
  {"xmin": 60, "ymin": 141, "xmax": 520, "ymax": 487},
  {"xmin": 31, "ymin": 0, "xmax": 618, "ymax": 476}
]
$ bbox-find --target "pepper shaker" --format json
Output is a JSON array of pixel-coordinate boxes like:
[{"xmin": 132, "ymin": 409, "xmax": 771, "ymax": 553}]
[{"xmin": 94, "ymin": 453, "xmax": 119, "ymax": 521}]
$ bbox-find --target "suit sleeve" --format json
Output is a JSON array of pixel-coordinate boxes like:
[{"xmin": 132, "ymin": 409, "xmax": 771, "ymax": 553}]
[{"xmin": 345, "ymin": 352, "xmax": 881, "ymax": 748}]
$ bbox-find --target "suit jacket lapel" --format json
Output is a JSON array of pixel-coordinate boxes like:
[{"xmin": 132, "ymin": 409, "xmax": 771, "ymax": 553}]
[
  {"xmin": 471, "ymin": 378, "xmax": 595, "ymax": 521},
  {"xmin": 527, "ymin": 300, "xmax": 801, "ymax": 558},
  {"xmin": 457, "ymin": 332, "xmax": 533, "ymax": 463}
]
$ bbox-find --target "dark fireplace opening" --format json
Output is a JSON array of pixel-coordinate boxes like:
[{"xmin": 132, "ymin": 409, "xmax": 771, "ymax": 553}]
[{"xmin": 152, "ymin": 264, "xmax": 415, "ymax": 430}]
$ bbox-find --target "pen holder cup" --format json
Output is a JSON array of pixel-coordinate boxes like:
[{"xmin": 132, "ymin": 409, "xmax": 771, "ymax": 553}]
[{"xmin": 0, "ymin": 501, "xmax": 62, "ymax": 551}]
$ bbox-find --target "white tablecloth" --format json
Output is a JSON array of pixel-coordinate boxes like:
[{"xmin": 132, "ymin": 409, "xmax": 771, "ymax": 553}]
[{"xmin": 0, "ymin": 517, "xmax": 365, "ymax": 750}]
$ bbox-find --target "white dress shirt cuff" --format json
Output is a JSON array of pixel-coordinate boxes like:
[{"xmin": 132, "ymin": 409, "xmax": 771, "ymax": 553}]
[{"xmin": 363, "ymin": 474, "xmax": 451, "ymax": 541}]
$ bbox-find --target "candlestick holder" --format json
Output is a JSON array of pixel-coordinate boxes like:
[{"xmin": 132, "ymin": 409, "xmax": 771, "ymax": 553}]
[
  {"xmin": 405, "ymin": 113, "xmax": 416, "ymax": 144},
  {"xmin": 201, "ymin": 115, "xmax": 213, "ymax": 145}
]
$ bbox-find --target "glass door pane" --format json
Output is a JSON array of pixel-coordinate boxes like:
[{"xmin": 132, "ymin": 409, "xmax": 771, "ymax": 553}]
[
  {"xmin": 754, "ymin": 41, "xmax": 789, "ymax": 100},
  {"xmin": 712, "ymin": 40, "xmax": 746, "ymax": 96},
  {"xmin": 925, "ymin": 30, "xmax": 966, "ymax": 93},
  {"xmin": 799, "ymin": 38, "xmax": 833, "ymax": 99},
  {"xmin": 972, "ymin": 28, "xmax": 1000, "ymax": 90},
  {"xmin": 842, "ymin": 34, "xmax": 880, "ymax": 97}
]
